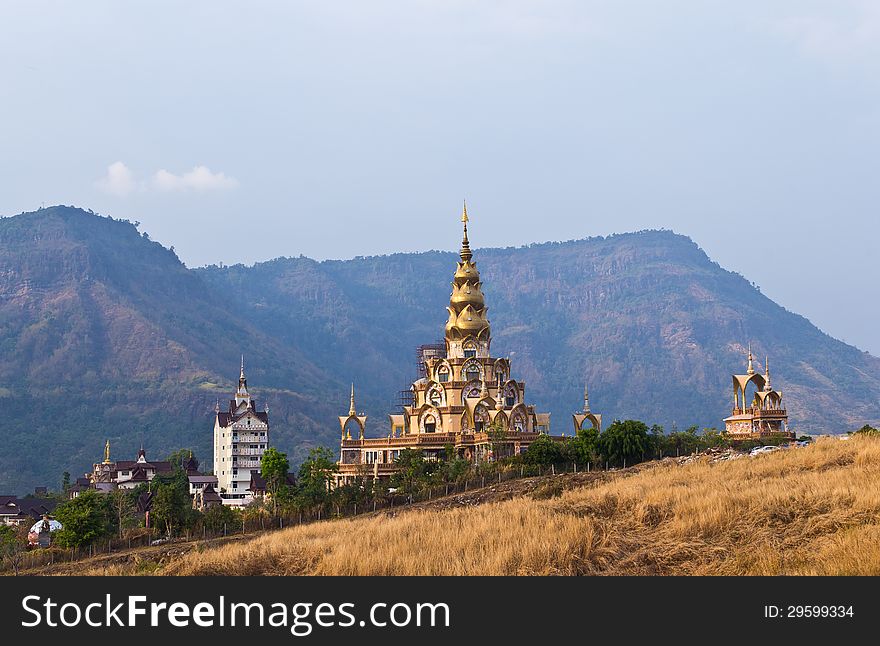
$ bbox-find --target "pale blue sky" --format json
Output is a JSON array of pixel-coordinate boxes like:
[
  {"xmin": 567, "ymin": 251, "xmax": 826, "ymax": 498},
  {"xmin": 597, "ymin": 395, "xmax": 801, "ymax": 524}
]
[{"xmin": 1, "ymin": 1, "xmax": 878, "ymax": 353}]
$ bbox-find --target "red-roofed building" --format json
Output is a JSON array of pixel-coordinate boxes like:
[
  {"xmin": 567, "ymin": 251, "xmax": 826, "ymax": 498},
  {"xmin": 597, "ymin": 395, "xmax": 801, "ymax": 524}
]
[{"xmin": 89, "ymin": 444, "xmax": 173, "ymax": 490}]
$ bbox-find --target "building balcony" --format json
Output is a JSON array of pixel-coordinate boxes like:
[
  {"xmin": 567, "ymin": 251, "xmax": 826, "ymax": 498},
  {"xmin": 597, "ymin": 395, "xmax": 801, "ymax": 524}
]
[
  {"xmin": 231, "ymin": 448, "xmax": 264, "ymax": 456},
  {"xmin": 233, "ymin": 434, "xmax": 265, "ymax": 443},
  {"xmin": 731, "ymin": 407, "xmax": 787, "ymax": 418},
  {"xmin": 340, "ymin": 430, "xmax": 543, "ymax": 450}
]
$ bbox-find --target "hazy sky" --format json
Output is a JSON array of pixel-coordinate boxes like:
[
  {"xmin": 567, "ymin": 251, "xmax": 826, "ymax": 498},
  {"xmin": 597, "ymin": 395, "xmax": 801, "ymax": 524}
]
[{"xmin": 2, "ymin": 1, "xmax": 878, "ymax": 354}]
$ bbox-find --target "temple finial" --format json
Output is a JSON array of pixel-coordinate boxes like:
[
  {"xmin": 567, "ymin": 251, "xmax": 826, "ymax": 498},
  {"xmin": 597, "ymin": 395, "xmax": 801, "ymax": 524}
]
[
  {"xmin": 349, "ymin": 383, "xmax": 356, "ymax": 417},
  {"xmin": 240, "ymin": 354, "xmax": 245, "ymax": 380},
  {"xmin": 460, "ymin": 200, "xmax": 472, "ymax": 262},
  {"xmin": 746, "ymin": 342, "xmax": 755, "ymax": 375},
  {"xmin": 495, "ymin": 373, "xmax": 504, "ymax": 410},
  {"xmin": 583, "ymin": 384, "xmax": 591, "ymax": 413},
  {"xmin": 765, "ymin": 356, "xmax": 771, "ymax": 388},
  {"xmin": 103, "ymin": 439, "xmax": 111, "ymax": 464}
]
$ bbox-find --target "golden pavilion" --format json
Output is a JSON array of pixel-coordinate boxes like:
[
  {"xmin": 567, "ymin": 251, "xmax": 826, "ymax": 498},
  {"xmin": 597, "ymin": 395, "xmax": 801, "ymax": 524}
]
[{"xmin": 723, "ymin": 344, "xmax": 793, "ymax": 440}]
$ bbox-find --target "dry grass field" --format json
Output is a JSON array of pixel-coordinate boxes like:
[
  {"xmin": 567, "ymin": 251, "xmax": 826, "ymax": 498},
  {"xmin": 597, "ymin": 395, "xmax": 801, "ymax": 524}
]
[{"xmin": 56, "ymin": 436, "xmax": 880, "ymax": 576}]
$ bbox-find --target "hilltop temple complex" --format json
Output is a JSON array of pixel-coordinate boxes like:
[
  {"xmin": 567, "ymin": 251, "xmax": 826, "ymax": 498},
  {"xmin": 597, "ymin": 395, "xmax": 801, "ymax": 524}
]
[
  {"xmin": 335, "ymin": 204, "xmax": 593, "ymax": 484},
  {"xmin": 723, "ymin": 346, "xmax": 794, "ymax": 440}
]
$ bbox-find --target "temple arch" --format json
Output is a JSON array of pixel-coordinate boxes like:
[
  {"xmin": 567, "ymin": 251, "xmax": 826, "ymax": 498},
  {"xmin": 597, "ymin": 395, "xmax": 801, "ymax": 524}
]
[
  {"xmin": 462, "ymin": 358, "xmax": 483, "ymax": 383},
  {"xmin": 474, "ymin": 404, "xmax": 490, "ymax": 433},
  {"xmin": 419, "ymin": 407, "xmax": 442, "ymax": 434}
]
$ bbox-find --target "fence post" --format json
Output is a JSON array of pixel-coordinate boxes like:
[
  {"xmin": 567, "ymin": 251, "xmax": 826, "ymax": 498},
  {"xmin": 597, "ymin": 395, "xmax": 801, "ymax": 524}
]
[{"xmin": 552, "ymin": 464, "xmax": 555, "ymax": 476}]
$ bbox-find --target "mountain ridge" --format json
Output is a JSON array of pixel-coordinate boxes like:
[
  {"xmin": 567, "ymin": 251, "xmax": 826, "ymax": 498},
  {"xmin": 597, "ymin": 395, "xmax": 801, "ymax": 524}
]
[{"xmin": 1, "ymin": 205, "xmax": 878, "ymax": 493}]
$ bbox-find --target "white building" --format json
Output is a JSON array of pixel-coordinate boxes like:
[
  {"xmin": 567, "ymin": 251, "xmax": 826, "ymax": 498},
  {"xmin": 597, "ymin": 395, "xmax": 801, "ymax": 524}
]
[{"xmin": 213, "ymin": 358, "xmax": 270, "ymax": 506}]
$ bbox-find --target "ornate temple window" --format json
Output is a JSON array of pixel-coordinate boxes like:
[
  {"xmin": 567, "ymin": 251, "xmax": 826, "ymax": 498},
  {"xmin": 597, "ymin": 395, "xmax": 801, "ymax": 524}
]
[
  {"xmin": 512, "ymin": 413, "xmax": 525, "ymax": 433},
  {"xmin": 463, "ymin": 359, "xmax": 482, "ymax": 383},
  {"xmin": 438, "ymin": 365, "xmax": 450, "ymax": 383},
  {"xmin": 463, "ymin": 340, "xmax": 478, "ymax": 359},
  {"xmin": 463, "ymin": 383, "xmax": 481, "ymax": 399},
  {"xmin": 429, "ymin": 387, "xmax": 443, "ymax": 407},
  {"xmin": 420, "ymin": 411, "xmax": 439, "ymax": 434},
  {"xmin": 474, "ymin": 405, "xmax": 489, "ymax": 433},
  {"xmin": 493, "ymin": 359, "xmax": 508, "ymax": 382},
  {"xmin": 504, "ymin": 383, "xmax": 518, "ymax": 407}
]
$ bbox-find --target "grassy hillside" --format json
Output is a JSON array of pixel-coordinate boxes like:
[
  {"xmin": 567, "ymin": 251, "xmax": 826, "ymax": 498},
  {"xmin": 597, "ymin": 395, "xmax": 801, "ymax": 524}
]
[{"xmin": 44, "ymin": 436, "xmax": 880, "ymax": 576}]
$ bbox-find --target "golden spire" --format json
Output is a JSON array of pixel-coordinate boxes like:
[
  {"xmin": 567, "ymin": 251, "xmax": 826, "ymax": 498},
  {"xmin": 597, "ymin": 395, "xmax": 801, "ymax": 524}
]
[
  {"xmin": 349, "ymin": 383, "xmax": 356, "ymax": 417},
  {"xmin": 445, "ymin": 202, "xmax": 490, "ymax": 350},
  {"xmin": 460, "ymin": 200, "xmax": 472, "ymax": 262},
  {"xmin": 103, "ymin": 439, "xmax": 111, "ymax": 464},
  {"xmin": 746, "ymin": 342, "xmax": 755, "ymax": 375}
]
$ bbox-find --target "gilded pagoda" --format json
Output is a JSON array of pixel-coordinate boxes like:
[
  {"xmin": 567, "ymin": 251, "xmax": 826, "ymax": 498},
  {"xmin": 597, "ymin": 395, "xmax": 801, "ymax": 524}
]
[
  {"xmin": 335, "ymin": 203, "xmax": 564, "ymax": 484},
  {"xmin": 723, "ymin": 344, "xmax": 793, "ymax": 440}
]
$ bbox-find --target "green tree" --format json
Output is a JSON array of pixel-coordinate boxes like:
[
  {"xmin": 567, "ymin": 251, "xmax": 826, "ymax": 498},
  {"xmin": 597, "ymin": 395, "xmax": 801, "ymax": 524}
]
[
  {"xmin": 649, "ymin": 424, "xmax": 665, "ymax": 458},
  {"xmin": 597, "ymin": 420, "xmax": 652, "ymax": 468},
  {"xmin": 522, "ymin": 433, "xmax": 564, "ymax": 466},
  {"xmin": 486, "ymin": 422, "xmax": 510, "ymax": 461},
  {"xmin": 150, "ymin": 471, "xmax": 195, "ymax": 537},
  {"xmin": 390, "ymin": 448, "xmax": 436, "ymax": 496},
  {"xmin": 166, "ymin": 448, "xmax": 198, "ymax": 472},
  {"xmin": 331, "ymin": 477, "xmax": 372, "ymax": 515},
  {"xmin": 261, "ymin": 447, "xmax": 291, "ymax": 515},
  {"xmin": 698, "ymin": 429, "xmax": 728, "ymax": 450},
  {"xmin": 202, "ymin": 504, "xmax": 238, "ymax": 534},
  {"xmin": 296, "ymin": 447, "xmax": 338, "ymax": 510},
  {"xmin": 61, "ymin": 471, "xmax": 71, "ymax": 494},
  {"xmin": 567, "ymin": 426, "xmax": 600, "ymax": 465},
  {"xmin": 664, "ymin": 425, "xmax": 700, "ymax": 457},
  {"xmin": 53, "ymin": 489, "xmax": 113, "ymax": 549},
  {"xmin": 853, "ymin": 424, "xmax": 879, "ymax": 436}
]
